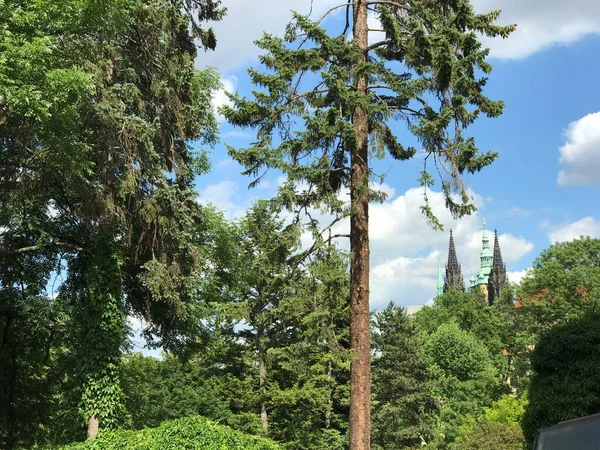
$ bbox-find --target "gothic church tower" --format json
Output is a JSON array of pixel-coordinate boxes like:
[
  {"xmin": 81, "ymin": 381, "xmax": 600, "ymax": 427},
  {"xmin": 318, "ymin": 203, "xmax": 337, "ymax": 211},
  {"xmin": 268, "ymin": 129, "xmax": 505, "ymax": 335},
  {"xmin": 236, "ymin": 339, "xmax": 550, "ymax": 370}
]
[
  {"xmin": 487, "ymin": 229, "xmax": 507, "ymax": 306},
  {"xmin": 437, "ymin": 221, "xmax": 508, "ymax": 305},
  {"xmin": 443, "ymin": 230, "xmax": 465, "ymax": 292}
]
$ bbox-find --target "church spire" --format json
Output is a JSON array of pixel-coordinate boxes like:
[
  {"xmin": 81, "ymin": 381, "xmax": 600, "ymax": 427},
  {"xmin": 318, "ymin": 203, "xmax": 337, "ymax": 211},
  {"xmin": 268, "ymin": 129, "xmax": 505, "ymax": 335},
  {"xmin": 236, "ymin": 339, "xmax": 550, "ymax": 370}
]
[
  {"xmin": 444, "ymin": 230, "xmax": 465, "ymax": 292},
  {"xmin": 488, "ymin": 229, "xmax": 508, "ymax": 305}
]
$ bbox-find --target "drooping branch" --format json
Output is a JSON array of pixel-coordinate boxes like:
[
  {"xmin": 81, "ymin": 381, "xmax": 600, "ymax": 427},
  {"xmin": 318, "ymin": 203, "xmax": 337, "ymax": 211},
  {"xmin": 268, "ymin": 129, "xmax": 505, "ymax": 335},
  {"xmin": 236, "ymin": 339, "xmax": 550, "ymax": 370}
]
[{"xmin": 290, "ymin": 213, "xmax": 350, "ymax": 268}]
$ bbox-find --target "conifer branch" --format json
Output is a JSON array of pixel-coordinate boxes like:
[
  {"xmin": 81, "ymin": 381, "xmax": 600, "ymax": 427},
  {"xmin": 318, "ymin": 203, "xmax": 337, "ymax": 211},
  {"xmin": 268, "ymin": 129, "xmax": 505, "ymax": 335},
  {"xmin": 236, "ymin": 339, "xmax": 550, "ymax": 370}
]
[
  {"xmin": 289, "ymin": 88, "xmax": 330, "ymax": 102},
  {"xmin": 367, "ymin": 39, "xmax": 391, "ymax": 51},
  {"xmin": 319, "ymin": 2, "xmax": 356, "ymax": 24}
]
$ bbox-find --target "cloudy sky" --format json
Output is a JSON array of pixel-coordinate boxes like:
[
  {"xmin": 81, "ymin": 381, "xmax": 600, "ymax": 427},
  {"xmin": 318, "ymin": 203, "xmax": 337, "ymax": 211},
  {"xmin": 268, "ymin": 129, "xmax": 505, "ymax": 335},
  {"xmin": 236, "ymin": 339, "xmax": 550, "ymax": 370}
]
[{"xmin": 194, "ymin": 0, "xmax": 600, "ymax": 310}]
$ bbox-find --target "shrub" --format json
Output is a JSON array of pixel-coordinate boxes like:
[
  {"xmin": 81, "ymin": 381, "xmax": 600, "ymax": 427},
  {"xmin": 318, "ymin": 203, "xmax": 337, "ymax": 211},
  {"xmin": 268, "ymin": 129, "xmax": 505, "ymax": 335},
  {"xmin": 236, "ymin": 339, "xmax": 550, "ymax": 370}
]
[{"xmin": 61, "ymin": 416, "xmax": 282, "ymax": 450}]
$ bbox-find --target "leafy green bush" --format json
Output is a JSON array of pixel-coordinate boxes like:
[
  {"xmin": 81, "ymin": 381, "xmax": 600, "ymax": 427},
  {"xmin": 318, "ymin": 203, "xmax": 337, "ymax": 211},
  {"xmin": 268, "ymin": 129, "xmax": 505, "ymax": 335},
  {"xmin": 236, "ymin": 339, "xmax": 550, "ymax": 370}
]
[
  {"xmin": 484, "ymin": 394, "xmax": 528, "ymax": 428},
  {"xmin": 61, "ymin": 416, "xmax": 282, "ymax": 450},
  {"xmin": 463, "ymin": 420, "xmax": 525, "ymax": 449}
]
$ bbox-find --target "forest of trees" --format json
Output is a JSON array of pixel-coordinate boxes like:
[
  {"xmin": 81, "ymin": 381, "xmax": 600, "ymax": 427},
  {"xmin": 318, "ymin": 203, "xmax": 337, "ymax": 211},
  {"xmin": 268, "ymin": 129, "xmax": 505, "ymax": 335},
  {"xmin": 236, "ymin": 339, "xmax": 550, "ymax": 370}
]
[{"xmin": 1, "ymin": 0, "xmax": 599, "ymax": 449}]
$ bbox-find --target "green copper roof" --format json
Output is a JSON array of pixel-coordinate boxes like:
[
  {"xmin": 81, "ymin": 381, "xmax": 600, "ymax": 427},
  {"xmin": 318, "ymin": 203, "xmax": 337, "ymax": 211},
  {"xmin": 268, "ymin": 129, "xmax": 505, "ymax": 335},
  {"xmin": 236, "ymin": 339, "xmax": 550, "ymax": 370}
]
[
  {"xmin": 469, "ymin": 271, "xmax": 477, "ymax": 288},
  {"xmin": 477, "ymin": 221, "xmax": 493, "ymax": 285}
]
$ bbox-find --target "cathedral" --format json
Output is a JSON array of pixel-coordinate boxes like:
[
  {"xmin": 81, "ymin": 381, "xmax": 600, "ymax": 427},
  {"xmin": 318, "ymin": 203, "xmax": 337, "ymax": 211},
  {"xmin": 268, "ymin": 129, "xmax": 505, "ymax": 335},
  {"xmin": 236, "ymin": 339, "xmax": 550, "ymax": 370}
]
[{"xmin": 436, "ymin": 221, "xmax": 507, "ymax": 306}]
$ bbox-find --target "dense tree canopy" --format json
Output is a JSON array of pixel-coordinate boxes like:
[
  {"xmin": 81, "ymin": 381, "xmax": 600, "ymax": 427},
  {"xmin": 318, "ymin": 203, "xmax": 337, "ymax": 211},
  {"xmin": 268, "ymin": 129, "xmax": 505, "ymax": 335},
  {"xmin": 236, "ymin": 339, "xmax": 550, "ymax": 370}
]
[
  {"xmin": 522, "ymin": 312, "xmax": 600, "ymax": 445},
  {"xmin": 1, "ymin": 0, "xmax": 225, "ymax": 441},
  {"xmin": 4, "ymin": 1, "xmax": 598, "ymax": 450},
  {"xmin": 371, "ymin": 303, "xmax": 438, "ymax": 449},
  {"xmin": 518, "ymin": 237, "xmax": 600, "ymax": 334}
]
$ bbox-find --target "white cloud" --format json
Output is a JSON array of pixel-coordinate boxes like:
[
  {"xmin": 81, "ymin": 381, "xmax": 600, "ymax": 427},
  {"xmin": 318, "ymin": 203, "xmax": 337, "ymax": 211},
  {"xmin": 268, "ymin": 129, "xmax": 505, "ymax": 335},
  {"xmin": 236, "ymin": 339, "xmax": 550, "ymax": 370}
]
[
  {"xmin": 473, "ymin": 0, "xmax": 600, "ymax": 59},
  {"xmin": 557, "ymin": 111, "xmax": 600, "ymax": 186},
  {"xmin": 212, "ymin": 76, "xmax": 237, "ymax": 122},
  {"xmin": 215, "ymin": 157, "xmax": 237, "ymax": 169},
  {"xmin": 371, "ymin": 251, "xmax": 439, "ymax": 310},
  {"xmin": 198, "ymin": 180, "xmax": 247, "ymax": 220},
  {"xmin": 507, "ymin": 268, "xmax": 530, "ymax": 285},
  {"xmin": 127, "ymin": 316, "xmax": 163, "ymax": 359},
  {"xmin": 368, "ymin": 192, "xmax": 533, "ymax": 309},
  {"xmin": 221, "ymin": 130, "xmax": 255, "ymax": 140},
  {"xmin": 367, "ymin": 11, "xmax": 386, "ymax": 46},
  {"xmin": 290, "ymin": 186, "xmax": 533, "ymax": 309},
  {"xmin": 196, "ymin": 177, "xmax": 534, "ymax": 309},
  {"xmin": 544, "ymin": 216, "xmax": 600, "ymax": 244}
]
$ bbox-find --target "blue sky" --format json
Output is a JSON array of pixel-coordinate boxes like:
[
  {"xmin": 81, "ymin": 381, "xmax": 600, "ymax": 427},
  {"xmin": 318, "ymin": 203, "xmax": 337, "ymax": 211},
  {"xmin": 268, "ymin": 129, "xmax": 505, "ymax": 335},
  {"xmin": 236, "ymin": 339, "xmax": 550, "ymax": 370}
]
[{"xmin": 191, "ymin": 0, "xmax": 600, "ymax": 310}]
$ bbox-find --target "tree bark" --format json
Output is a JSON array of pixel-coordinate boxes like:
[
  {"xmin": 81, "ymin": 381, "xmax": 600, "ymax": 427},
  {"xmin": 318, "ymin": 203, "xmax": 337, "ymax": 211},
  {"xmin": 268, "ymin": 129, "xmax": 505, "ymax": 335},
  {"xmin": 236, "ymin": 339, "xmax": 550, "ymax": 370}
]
[
  {"xmin": 349, "ymin": 1, "xmax": 371, "ymax": 449},
  {"xmin": 87, "ymin": 414, "xmax": 99, "ymax": 440}
]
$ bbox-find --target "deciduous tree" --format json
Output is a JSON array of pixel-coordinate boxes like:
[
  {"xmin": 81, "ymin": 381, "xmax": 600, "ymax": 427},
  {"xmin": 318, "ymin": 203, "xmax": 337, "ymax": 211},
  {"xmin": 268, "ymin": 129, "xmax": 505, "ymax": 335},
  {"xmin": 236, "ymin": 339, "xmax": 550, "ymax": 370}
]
[{"xmin": 0, "ymin": 0, "xmax": 224, "ymax": 438}]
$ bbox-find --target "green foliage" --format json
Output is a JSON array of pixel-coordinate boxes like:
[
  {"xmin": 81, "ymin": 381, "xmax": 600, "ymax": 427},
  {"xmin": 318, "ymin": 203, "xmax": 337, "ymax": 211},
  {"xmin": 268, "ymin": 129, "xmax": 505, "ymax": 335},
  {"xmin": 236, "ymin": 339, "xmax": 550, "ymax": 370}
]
[
  {"xmin": 424, "ymin": 321, "xmax": 498, "ymax": 387},
  {"xmin": 120, "ymin": 354, "xmax": 234, "ymax": 430},
  {"xmin": 484, "ymin": 395, "xmax": 527, "ymax": 428},
  {"xmin": 460, "ymin": 420, "xmax": 524, "ymax": 450},
  {"xmin": 414, "ymin": 289, "xmax": 509, "ymax": 376},
  {"xmin": 422, "ymin": 321, "xmax": 500, "ymax": 445},
  {"xmin": 221, "ymin": 205, "xmax": 351, "ymax": 449},
  {"xmin": 222, "ymin": 4, "xmax": 513, "ymax": 445},
  {"xmin": 371, "ymin": 303, "xmax": 438, "ymax": 449},
  {"xmin": 518, "ymin": 237, "xmax": 600, "ymax": 335},
  {"xmin": 61, "ymin": 416, "xmax": 282, "ymax": 450},
  {"xmin": 522, "ymin": 313, "xmax": 600, "ymax": 445},
  {"xmin": 221, "ymin": 2, "xmax": 513, "ymax": 226},
  {"xmin": 265, "ymin": 244, "xmax": 351, "ymax": 449},
  {"xmin": 1, "ymin": 0, "xmax": 225, "ymax": 438},
  {"xmin": 74, "ymin": 239, "xmax": 127, "ymax": 431},
  {"xmin": 0, "ymin": 295, "xmax": 80, "ymax": 448}
]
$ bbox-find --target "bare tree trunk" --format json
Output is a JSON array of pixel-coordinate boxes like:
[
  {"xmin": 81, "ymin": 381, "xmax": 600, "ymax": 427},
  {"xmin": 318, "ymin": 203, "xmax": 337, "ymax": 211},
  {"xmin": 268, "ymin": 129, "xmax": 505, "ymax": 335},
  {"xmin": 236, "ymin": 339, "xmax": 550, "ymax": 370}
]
[
  {"xmin": 87, "ymin": 414, "xmax": 99, "ymax": 440},
  {"xmin": 259, "ymin": 356, "xmax": 269, "ymax": 430},
  {"xmin": 349, "ymin": 1, "xmax": 371, "ymax": 448}
]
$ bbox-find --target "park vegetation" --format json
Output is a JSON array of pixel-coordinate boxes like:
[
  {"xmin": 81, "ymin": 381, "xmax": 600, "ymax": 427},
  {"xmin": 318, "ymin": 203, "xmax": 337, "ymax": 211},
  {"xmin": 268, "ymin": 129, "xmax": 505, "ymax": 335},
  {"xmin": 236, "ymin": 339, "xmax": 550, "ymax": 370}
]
[{"xmin": 2, "ymin": 0, "xmax": 598, "ymax": 449}]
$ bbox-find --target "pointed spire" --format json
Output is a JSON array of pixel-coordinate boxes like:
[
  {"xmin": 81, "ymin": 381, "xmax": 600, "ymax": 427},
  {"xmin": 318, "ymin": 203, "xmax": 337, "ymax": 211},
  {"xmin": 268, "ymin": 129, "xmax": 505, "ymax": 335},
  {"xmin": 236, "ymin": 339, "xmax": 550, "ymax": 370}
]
[
  {"xmin": 492, "ymin": 229, "xmax": 504, "ymax": 270},
  {"xmin": 488, "ymin": 229, "xmax": 507, "ymax": 306},
  {"xmin": 437, "ymin": 252, "xmax": 444, "ymax": 297},
  {"xmin": 447, "ymin": 230, "xmax": 459, "ymax": 268},
  {"xmin": 444, "ymin": 229, "xmax": 465, "ymax": 292}
]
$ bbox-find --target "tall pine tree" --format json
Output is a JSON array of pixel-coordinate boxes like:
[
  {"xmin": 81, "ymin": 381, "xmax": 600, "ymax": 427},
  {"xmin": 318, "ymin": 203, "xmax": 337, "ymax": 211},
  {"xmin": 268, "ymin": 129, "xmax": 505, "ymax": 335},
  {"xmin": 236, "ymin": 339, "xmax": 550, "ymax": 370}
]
[
  {"xmin": 371, "ymin": 303, "xmax": 438, "ymax": 449},
  {"xmin": 222, "ymin": 1, "xmax": 514, "ymax": 447}
]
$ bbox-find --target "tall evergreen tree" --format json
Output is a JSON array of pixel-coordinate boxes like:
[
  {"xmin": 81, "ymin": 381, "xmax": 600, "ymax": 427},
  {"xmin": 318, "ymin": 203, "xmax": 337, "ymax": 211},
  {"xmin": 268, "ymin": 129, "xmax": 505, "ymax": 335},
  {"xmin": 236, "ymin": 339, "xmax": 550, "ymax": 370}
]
[
  {"xmin": 267, "ymin": 244, "xmax": 351, "ymax": 449},
  {"xmin": 234, "ymin": 201, "xmax": 302, "ymax": 432},
  {"xmin": 211, "ymin": 206, "xmax": 351, "ymax": 448},
  {"xmin": 371, "ymin": 303, "xmax": 438, "ymax": 449},
  {"xmin": 0, "ymin": 0, "xmax": 224, "ymax": 438},
  {"xmin": 222, "ymin": 3, "xmax": 514, "ymax": 447}
]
